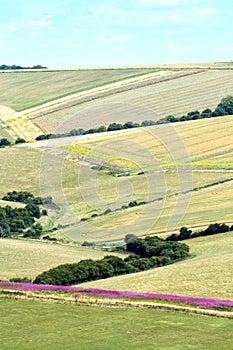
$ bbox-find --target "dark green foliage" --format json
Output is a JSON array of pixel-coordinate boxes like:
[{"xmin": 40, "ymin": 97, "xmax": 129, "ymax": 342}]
[
  {"xmin": 33, "ymin": 235, "xmax": 189, "ymax": 285},
  {"xmin": 0, "ymin": 138, "xmax": 11, "ymax": 148},
  {"xmin": 107, "ymin": 123, "xmax": 124, "ymax": 131},
  {"xmin": 2, "ymin": 190, "xmax": 52, "ymax": 206},
  {"xmin": 128, "ymin": 200, "xmax": 138, "ymax": 207},
  {"xmin": 9, "ymin": 277, "xmax": 31, "ymax": 282},
  {"xmin": 23, "ymin": 223, "xmax": 43, "ymax": 239},
  {"xmin": 166, "ymin": 223, "xmax": 230, "ymax": 241},
  {"xmin": 0, "ymin": 64, "xmax": 47, "ymax": 70},
  {"xmin": 0, "ymin": 205, "xmax": 35, "ymax": 237},
  {"xmin": 126, "ymin": 235, "xmax": 189, "ymax": 260},
  {"xmin": 0, "ymin": 191, "xmax": 51, "ymax": 239},
  {"xmin": 25, "ymin": 203, "xmax": 41, "ymax": 218},
  {"xmin": 141, "ymin": 120, "xmax": 156, "ymax": 126},
  {"xmin": 15, "ymin": 138, "xmax": 26, "ymax": 144},
  {"xmin": 213, "ymin": 96, "xmax": 233, "ymax": 116}
]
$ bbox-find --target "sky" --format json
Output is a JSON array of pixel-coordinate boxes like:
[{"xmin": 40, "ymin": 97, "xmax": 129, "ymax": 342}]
[{"xmin": 0, "ymin": 0, "xmax": 233, "ymax": 67}]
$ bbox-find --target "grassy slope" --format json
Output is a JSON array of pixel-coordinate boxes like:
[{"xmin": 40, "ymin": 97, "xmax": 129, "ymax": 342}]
[
  {"xmin": 59, "ymin": 116, "xmax": 233, "ymax": 241},
  {"xmin": 0, "ymin": 238, "xmax": 124, "ymax": 280},
  {"xmin": 81, "ymin": 231, "xmax": 233, "ymax": 300},
  {"xmin": 0, "ymin": 117, "xmax": 232, "ymax": 242},
  {"xmin": 33, "ymin": 69, "xmax": 233, "ymax": 133},
  {"xmin": 0, "ymin": 69, "xmax": 155, "ymax": 111},
  {"xmin": 1, "ymin": 298, "xmax": 232, "ymax": 350}
]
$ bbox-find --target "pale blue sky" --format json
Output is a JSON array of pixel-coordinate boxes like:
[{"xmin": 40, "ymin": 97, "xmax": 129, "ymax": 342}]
[{"xmin": 0, "ymin": 0, "xmax": 233, "ymax": 67}]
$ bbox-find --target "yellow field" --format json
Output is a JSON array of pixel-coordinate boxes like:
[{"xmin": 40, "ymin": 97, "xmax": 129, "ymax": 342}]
[
  {"xmin": 0, "ymin": 238, "xmax": 124, "ymax": 280},
  {"xmin": 55, "ymin": 116, "xmax": 233, "ymax": 241},
  {"xmin": 81, "ymin": 231, "xmax": 233, "ymax": 300}
]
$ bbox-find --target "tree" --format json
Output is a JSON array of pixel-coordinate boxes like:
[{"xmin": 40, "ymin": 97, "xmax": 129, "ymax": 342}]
[
  {"xmin": 107, "ymin": 123, "xmax": 124, "ymax": 131},
  {"xmin": 15, "ymin": 138, "xmax": 26, "ymax": 144},
  {"xmin": 124, "ymin": 234, "xmax": 137, "ymax": 244},
  {"xmin": 25, "ymin": 203, "xmax": 41, "ymax": 218},
  {"xmin": 0, "ymin": 138, "xmax": 11, "ymax": 148},
  {"xmin": 179, "ymin": 227, "xmax": 192, "ymax": 240}
]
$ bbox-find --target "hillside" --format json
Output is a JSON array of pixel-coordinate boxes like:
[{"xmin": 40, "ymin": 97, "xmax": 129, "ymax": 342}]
[
  {"xmin": 52, "ymin": 115, "xmax": 233, "ymax": 242},
  {"xmin": 30, "ymin": 69, "xmax": 233, "ymax": 134},
  {"xmin": 0, "ymin": 238, "xmax": 124, "ymax": 280},
  {"xmin": 0, "ymin": 68, "xmax": 156, "ymax": 111},
  {"xmin": 80, "ymin": 231, "xmax": 233, "ymax": 300},
  {"xmin": 1, "ymin": 112, "xmax": 232, "ymax": 243}
]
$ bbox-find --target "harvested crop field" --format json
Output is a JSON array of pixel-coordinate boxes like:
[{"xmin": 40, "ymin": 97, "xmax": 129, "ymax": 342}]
[
  {"xmin": 0, "ymin": 68, "xmax": 156, "ymax": 111},
  {"xmin": 32, "ymin": 70, "xmax": 233, "ymax": 133}
]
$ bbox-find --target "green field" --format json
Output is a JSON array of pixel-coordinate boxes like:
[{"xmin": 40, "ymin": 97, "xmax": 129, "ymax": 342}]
[
  {"xmin": 32, "ymin": 69, "xmax": 233, "ymax": 133},
  {"xmin": 0, "ymin": 238, "xmax": 124, "ymax": 280},
  {"xmin": 82, "ymin": 231, "xmax": 233, "ymax": 300},
  {"xmin": 1, "ymin": 298, "xmax": 232, "ymax": 350},
  {"xmin": 0, "ymin": 69, "xmax": 155, "ymax": 111}
]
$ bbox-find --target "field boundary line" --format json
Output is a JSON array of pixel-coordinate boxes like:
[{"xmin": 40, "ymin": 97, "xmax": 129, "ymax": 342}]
[{"xmin": 0, "ymin": 290, "xmax": 232, "ymax": 319}]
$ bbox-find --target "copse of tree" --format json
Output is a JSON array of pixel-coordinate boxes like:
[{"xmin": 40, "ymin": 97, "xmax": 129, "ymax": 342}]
[
  {"xmin": 0, "ymin": 138, "xmax": 11, "ymax": 148},
  {"xmin": 33, "ymin": 236, "xmax": 189, "ymax": 285},
  {"xmin": 166, "ymin": 223, "xmax": 231, "ymax": 242},
  {"xmin": 2, "ymin": 190, "xmax": 52, "ymax": 206},
  {"xmin": 0, "ymin": 205, "xmax": 35, "ymax": 238},
  {"xmin": 15, "ymin": 138, "xmax": 26, "ymax": 144}
]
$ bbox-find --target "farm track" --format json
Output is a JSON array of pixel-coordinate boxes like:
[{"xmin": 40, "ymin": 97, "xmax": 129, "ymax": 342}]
[{"xmin": 1, "ymin": 290, "xmax": 232, "ymax": 319}]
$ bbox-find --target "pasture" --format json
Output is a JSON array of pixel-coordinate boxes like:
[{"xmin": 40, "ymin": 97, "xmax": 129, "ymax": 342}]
[
  {"xmin": 81, "ymin": 231, "xmax": 233, "ymax": 300},
  {"xmin": 0, "ymin": 68, "xmax": 156, "ymax": 111},
  {"xmin": 0, "ymin": 238, "xmax": 124, "ymax": 280},
  {"xmin": 32, "ymin": 69, "xmax": 233, "ymax": 133},
  {"xmin": 1, "ymin": 298, "xmax": 232, "ymax": 350}
]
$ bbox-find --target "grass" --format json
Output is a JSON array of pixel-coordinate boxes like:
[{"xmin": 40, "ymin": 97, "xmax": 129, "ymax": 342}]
[
  {"xmin": 0, "ymin": 147, "xmax": 42, "ymax": 197},
  {"xmin": 32, "ymin": 69, "xmax": 233, "ymax": 133},
  {"xmin": 0, "ymin": 69, "xmax": 156, "ymax": 111},
  {"xmin": 1, "ymin": 298, "xmax": 233, "ymax": 350},
  {"xmin": 0, "ymin": 116, "xmax": 232, "ymax": 242},
  {"xmin": 0, "ymin": 238, "xmax": 124, "ymax": 280},
  {"xmin": 53, "ymin": 116, "xmax": 233, "ymax": 241},
  {"xmin": 81, "ymin": 231, "xmax": 233, "ymax": 300},
  {"xmin": 64, "ymin": 115, "xmax": 233, "ymax": 167}
]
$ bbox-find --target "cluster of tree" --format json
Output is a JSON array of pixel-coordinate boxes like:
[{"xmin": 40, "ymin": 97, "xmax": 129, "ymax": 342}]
[
  {"xmin": 2, "ymin": 190, "xmax": 52, "ymax": 208},
  {"xmin": 0, "ymin": 138, "xmax": 11, "ymax": 148},
  {"xmin": 33, "ymin": 235, "xmax": 189, "ymax": 285},
  {"xmin": 166, "ymin": 223, "xmax": 232, "ymax": 242},
  {"xmin": 0, "ymin": 138, "xmax": 26, "ymax": 148},
  {"xmin": 155, "ymin": 96, "xmax": 233, "ymax": 124},
  {"xmin": 35, "ymin": 96, "xmax": 233, "ymax": 142},
  {"xmin": 35, "ymin": 120, "xmax": 157, "ymax": 141},
  {"xmin": 0, "ymin": 205, "xmax": 43, "ymax": 239},
  {"xmin": 0, "ymin": 191, "xmax": 52, "ymax": 239},
  {"xmin": 0, "ymin": 64, "xmax": 47, "ymax": 70}
]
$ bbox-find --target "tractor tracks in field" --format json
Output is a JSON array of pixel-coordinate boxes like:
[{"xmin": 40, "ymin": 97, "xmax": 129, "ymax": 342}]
[{"xmin": 22, "ymin": 70, "xmax": 203, "ymax": 119}]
